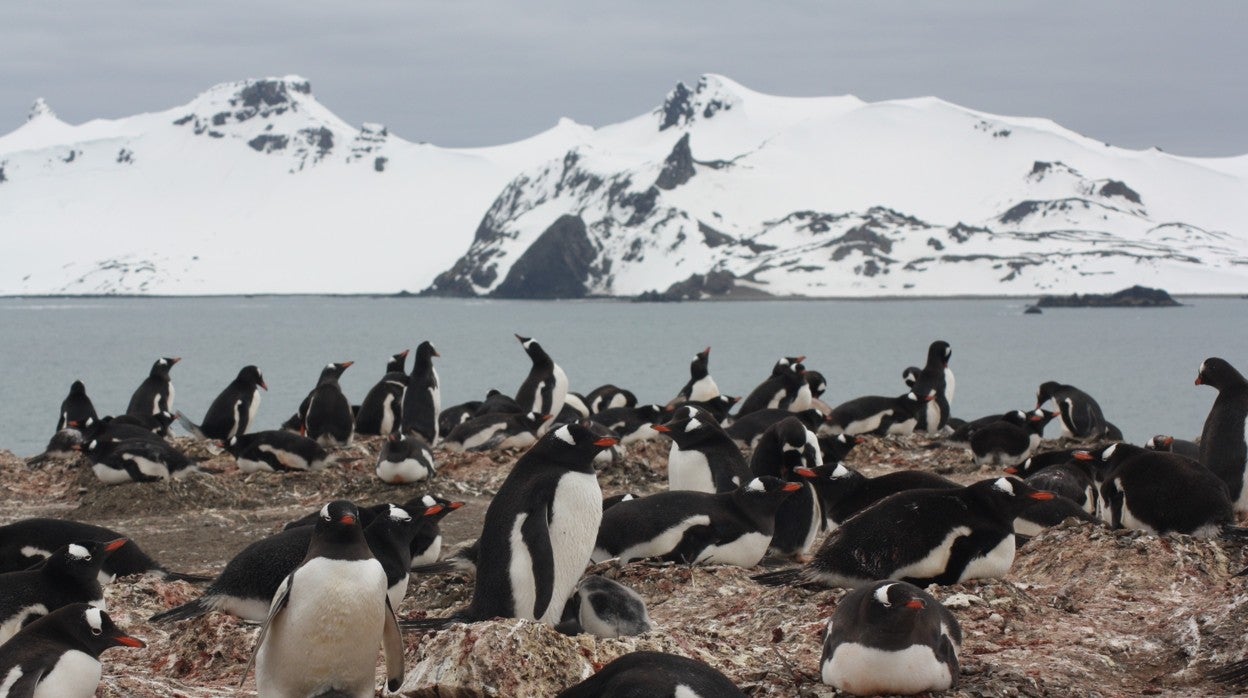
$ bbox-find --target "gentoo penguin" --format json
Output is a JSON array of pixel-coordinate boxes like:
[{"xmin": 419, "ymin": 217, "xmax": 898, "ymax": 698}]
[
  {"xmin": 56, "ymin": 381, "xmax": 97, "ymax": 433},
  {"xmin": 592, "ymin": 477, "xmax": 802, "ymax": 566},
  {"xmin": 668, "ymin": 346, "xmax": 720, "ymax": 407},
  {"xmin": 555, "ymin": 651, "xmax": 746, "ymax": 698},
  {"xmin": 1005, "ymin": 454, "xmax": 1098, "ymax": 515},
  {"xmin": 1084, "ymin": 442, "xmax": 1234, "ymax": 537},
  {"xmin": 726, "ymin": 408, "xmax": 823, "ymax": 448},
  {"xmin": 749, "ymin": 417, "xmax": 824, "ymax": 557},
  {"xmin": 224, "ymin": 430, "xmax": 329, "ymax": 473},
  {"xmin": 304, "ymin": 361, "xmax": 356, "ymax": 447},
  {"xmin": 603, "ymin": 492, "xmax": 639, "ymax": 511},
  {"xmin": 442, "ymin": 411, "xmax": 550, "ymax": 452},
  {"xmin": 821, "ymin": 580, "xmax": 961, "ymax": 695},
  {"xmin": 376, "ymin": 431, "xmax": 436, "ymax": 484},
  {"xmin": 824, "ymin": 391, "xmax": 930, "ymax": 437},
  {"xmin": 591, "ymin": 404, "xmax": 665, "ymax": 445},
  {"xmin": 654, "ymin": 405, "xmax": 751, "ymax": 493},
  {"xmin": 73, "ymin": 416, "xmax": 166, "ymax": 449},
  {"xmin": 584, "ymin": 384, "xmax": 637, "ymax": 414},
  {"xmin": 246, "ymin": 501, "xmax": 403, "ymax": 697},
  {"xmin": 407, "ymin": 423, "xmax": 614, "ymax": 628},
  {"xmin": 969, "ymin": 410, "xmax": 1042, "ymax": 467},
  {"xmin": 807, "ymin": 463, "xmax": 959, "ymax": 529},
  {"xmin": 555, "ymin": 575, "xmax": 651, "ymax": 638},
  {"xmin": 0, "ymin": 519, "xmax": 205, "ymax": 583},
  {"xmin": 514, "ymin": 334, "xmax": 569, "ymax": 431},
  {"xmin": 737, "ymin": 356, "xmax": 808, "ymax": 417},
  {"xmin": 755, "ymin": 477, "xmax": 1053, "ymax": 588},
  {"xmin": 354, "ymin": 350, "xmax": 408, "ymax": 436},
  {"xmin": 679, "ymin": 394, "xmax": 740, "ymax": 426},
  {"xmin": 1036, "ymin": 381, "xmax": 1122, "ymax": 441},
  {"xmin": 818, "ymin": 433, "xmax": 862, "ymax": 465},
  {"xmin": 1196, "ymin": 357, "xmax": 1248, "ymax": 511},
  {"xmin": 1145, "ymin": 434, "xmax": 1201, "ymax": 459},
  {"xmin": 910, "ymin": 341, "xmax": 952, "ymax": 434},
  {"xmin": 177, "ymin": 365, "xmax": 266, "ymax": 440},
  {"xmin": 125, "ymin": 357, "xmax": 179, "ymax": 418},
  {"xmin": 28, "ymin": 429, "xmax": 85, "ymax": 465},
  {"xmin": 438, "ymin": 399, "xmax": 483, "ymax": 437},
  {"xmin": 476, "ymin": 389, "xmax": 524, "ymax": 416},
  {"xmin": 281, "ymin": 495, "xmax": 464, "ymax": 569},
  {"xmin": 0, "ymin": 603, "xmax": 144, "ymax": 698},
  {"xmin": 78, "ymin": 437, "xmax": 195, "ymax": 484},
  {"xmin": 400, "ymin": 341, "xmax": 441, "ymax": 443},
  {"xmin": 559, "ymin": 392, "xmax": 592, "ymax": 423},
  {"xmin": 0, "ymin": 540, "xmax": 125, "ymax": 644}
]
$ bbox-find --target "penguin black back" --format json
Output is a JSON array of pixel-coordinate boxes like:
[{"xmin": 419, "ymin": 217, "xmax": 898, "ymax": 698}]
[
  {"xmin": 655, "ymin": 405, "xmax": 751, "ymax": 493},
  {"xmin": 354, "ymin": 350, "xmax": 409, "ymax": 436},
  {"xmin": 56, "ymin": 380, "xmax": 98, "ymax": 433},
  {"xmin": 1196, "ymin": 357, "xmax": 1248, "ymax": 510},
  {"xmin": 194, "ymin": 365, "xmax": 267, "ymax": 440},
  {"xmin": 400, "ymin": 341, "xmax": 441, "ymax": 443},
  {"xmin": 555, "ymin": 651, "xmax": 746, "ymax": 698},
  {"xmin": 126, "ymin": 357, "xmax": 179, "ymax": 417}
]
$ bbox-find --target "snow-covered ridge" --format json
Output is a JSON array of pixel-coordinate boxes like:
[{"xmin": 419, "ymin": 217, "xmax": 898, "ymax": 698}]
[{"xmin": 1, "ymin": 74, "xmax": 1245, "ymax": 296}]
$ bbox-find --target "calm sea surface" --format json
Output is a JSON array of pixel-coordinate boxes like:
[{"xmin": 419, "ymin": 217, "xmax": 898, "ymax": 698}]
[{"xmin": 1, "ymin": 296, "xmax": 1243, "ymax": 457}]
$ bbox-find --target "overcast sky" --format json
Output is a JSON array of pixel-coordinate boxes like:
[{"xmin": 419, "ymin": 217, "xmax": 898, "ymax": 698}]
[{"xmin": 2, "ymin": 1, "xmax": 1244, "ymax": 156}]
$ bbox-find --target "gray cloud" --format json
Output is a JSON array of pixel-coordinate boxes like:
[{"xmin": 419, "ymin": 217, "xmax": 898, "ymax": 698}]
[{"xmin": 1, "ymin": 0, "xmax": 1244, "ymax": 155}]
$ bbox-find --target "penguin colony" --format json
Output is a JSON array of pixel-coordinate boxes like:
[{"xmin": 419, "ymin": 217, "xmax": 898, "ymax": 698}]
[{"xmin": 8, "ymin": 342, "xmax": 1248, "ymax": 696}]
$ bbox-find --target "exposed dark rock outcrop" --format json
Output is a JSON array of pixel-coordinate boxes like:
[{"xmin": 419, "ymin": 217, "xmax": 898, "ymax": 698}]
[
  {"xmin": 247, "ymin": 134, "xmax": 288, "ymax": 153},
  {"xmin": 491, "ymin": 214, "xmax": 596, "ymax": 299},
  {"xmin": 1099, "ymin": 180, "xmax": 1142, "ymax": 204},
  {"xmin": 655, "ymin": 134, "xmax": 695, "ymax": 190},
  {"xmin": 658, "ymin": 82, "xmax": 694, "ymax": 131},
  {"xmin": 1036, "ymin": 285, "xmax": 1180, "ymax": 308}
]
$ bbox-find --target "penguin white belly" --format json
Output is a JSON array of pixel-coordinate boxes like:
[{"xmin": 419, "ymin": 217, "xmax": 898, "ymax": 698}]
[
  {"xmin": 788, "ymin": 384, "xmax": 813, "ymax": 412},
  {"xmin": 924, "ymin": 401, "xmax": 941, "ymax": 434},
  {"xmin": 32, "ymin": 650, "xmax": 101, "ymax": 698},
  {"xmin": 667, "ymin": 444, "xmax": 715, "ymax": 493},
  {"xmin": 621, "ymin": 424, "xmax": 659, "ymax": 446},
  {"xmin": 550, "ymin": 365, "xmax": 569, "ymax": 418},
  {"xmin": 123, "ymin": 453, "xmax": 170, "ymax": 479},
  {"xmin": 506, "ymin": 514, "xmax": 538, "ymax": 620},
  {"xmin": 689, "ymin": 376, "xmax": 719, "ymax": 402},
  {"xmin": 166, "ymin": 383, "xmax": 175, "ymax": 412},
  {"xmin": 605, "ymin": 393, "xmax": 628, "ymax": 411},
  {"xmin": 1118, "ymin": 492, "xmax": 1159, "ymax": 534},
  {"xmin": 230, "ymin": 400, "xmax": 243, "ymax": 439},
  {"xmin": 411, "ymin": 536, "xmax": 442, "ymax": 568},
  {"xmin": 543, "ymin": 471, "xmax": 602, "ymax": 624},
  {"xmin": 944, "ymin": 368, "xmax": 956, "ymax": 403},
  {"xmin": 257, "ymin": 558, "xmax": 387, "ymax": 698},
  {"xmin": 843, "ymin": 410, "xmax": 890, "ymax": 437},
  {"xmin": 891, "ymin": 526, "xmax": 972, "ymax": 581},
  {"xmin": 1237, "ymin": 419, "xmax": 1248, "ymax": 512},
  {"xmin": 387, "ymin": 573, "xmax": 409, "ymax": 610},
  {"xmin": 765, "ymin": 388, "xmax": 787, "ymax": 410},
  {"xmin": 236, "ymin": 456, "xmax": 273, "ymax": 474},
  {"xmin": 496, "ymin": 431, "xmax": 538, "ymax": 450},
  {"xmin": 1012, "ymin": 516, "xmax": 1045, "ymax": 537},
  {"xmin": 598, "ymin": 515, "xmax": 712, "ymax": 564},
  {"xmin": 0, "ymin": 603, "xmax": 48, "ymax": 644},
  {"xmin": 215, "ymin": 594, "xmax": 271, "ymax": 623},
  {"xmin": 379, "ymin": 393, "xmax": 396, "ymax": 436},
  {"xmin": 1, "ymin": 666, "xmax": 24, "ymax": 696},
  {"xmin": 430, "ymin": 375, "xmax": 442, "ymax": 443},
  {"xmin": 887, "ymin": 417, "xmax": 917, "ymax": 436},
  {"xmin": 1082, "ymin": 486, "xmax": 1096, "ymax": 515},
  {"xmin": 247, "ymin": 389, "xmax": 261, "ymax": 431},
  {"xmin": 93, "ymin": 463, "xmax": 135, "ymax": 485},
  {"xmin": 959, "ymin": 534, "xmax": 1016, "ymax": 581},
  {"xmin": 822, "ymin": 642, "xmax": 953, "ymax": 695},
  {"xmin": 696, "ymin": 531, "xmax": 771, "ymax": 567},
  {"xmin": 376, "ymin": 457, "xmax": 431, "ymax": 484},
  {"xmin": 461, "ymin": 423, "xmax": 507, "ymax": 451}
]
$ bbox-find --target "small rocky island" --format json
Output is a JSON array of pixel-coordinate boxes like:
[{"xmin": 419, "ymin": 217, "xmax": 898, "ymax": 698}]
[{"xmin": 1035, "ymin": 285, "xmax": 1181, "ymax": 308}]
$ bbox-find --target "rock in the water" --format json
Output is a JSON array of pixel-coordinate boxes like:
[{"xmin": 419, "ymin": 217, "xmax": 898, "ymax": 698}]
[{"xmin": 1036, "ymin": 285, "xmax": 1180, "ymax": 308}]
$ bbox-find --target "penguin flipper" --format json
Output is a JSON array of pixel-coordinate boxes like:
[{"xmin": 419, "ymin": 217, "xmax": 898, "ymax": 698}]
[
  {"xmin": 150, "ymin": 597, "xmax": 211, "ymax": 623},
  {"xmin": 7, "ymin": 666, "xmax": 46, "ymax": 696},
  {"xmin": 175, "ymin": 411, "xmax": 207, "ymax": 440},
  {"xmin": 161, "ymin": 569, "xmax": 213, "ymax": 583},
  {"xmin": 242, "ymin": 574, "xmax": 292, "ymax": 687},
  {"xmin": 382, "ymin": 597, "xmax": 405, "ymax": 692},
  {"xmin": 520, "ymin": 505, "xmax": 556, "ymax": 620}
]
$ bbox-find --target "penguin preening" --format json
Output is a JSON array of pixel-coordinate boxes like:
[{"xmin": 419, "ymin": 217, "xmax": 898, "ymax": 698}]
[
  {"xmin": 1196, "ymin": 357, "xmax": 1248, "ymax": 511},
  {"xmin": 400, "ymin": 341, "xmax": 441, "ymax": 443},
  {"xmin": 177, "ymin": 365, "xmax": 266, "ymax": 441},
  {"xmin": 0, "ymin": 603, "xmax": 145, "ymax": 698},
  {"xmin": 354, "ymin": 350, "xmax": 408, "ymax": 436},
  {"xmin": 125, "ymin": 357, "xmax": 179, "ymax": 418},
  {"xmin": 1036, "ymin": 381, "xmax": 1122, "ymax": 442},
  {"xmin": 514, "ymin": 335, "xmax": 569, "ymax": 431},
  {"xmin": 1145, "ymin": 434, "xmax": 1201, "ymax": 460},
  {"xmin": 821, "ymin": 580, "xmax": 961, "ymax": 695},
  {"xmin": 303, "ymin": 362, "xmax": 356, "ymax": 447},
  {"xmin": 245, "ymin": 501, "xmax": 404, "ymax": 697},
  {"xmin": 56, "ymin": 381, "xmax": 97, "ymax": 433},
  {"xmin": 584, "ymin": 384, "xmax": 638, "ymax": 414},
  {"xmin": 555, "ymin": 575, "xmax": 652, "ymax": 638}
]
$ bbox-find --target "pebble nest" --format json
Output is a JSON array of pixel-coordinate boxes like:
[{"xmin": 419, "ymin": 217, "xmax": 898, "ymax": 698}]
[{"xmin": 3, "ymin": 433, "xmax": 1248, "ymax": 697}]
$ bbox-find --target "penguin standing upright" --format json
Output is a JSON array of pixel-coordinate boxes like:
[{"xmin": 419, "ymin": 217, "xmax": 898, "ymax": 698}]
[
  {"xmin": 749, "ymin": 416, "xmax": 824, "ymax": 557},
  {"xmin": 0, "ymin": 603, "xmax": 144, "ymax": 698},
  {"xmin": 653, "ymin": 405, "xmax": 752, "ymax": 493},
  {"xmin": 911, "ymin": 341, "xmax": 952, "ymax": 434},
  {"xmin": 125, "ymin": 357, "xmax": 179, "ymax": 418},
  {"xmin": 821, "ymin": 580, "xmax": 961, "ymax": 695},
  {"xmin": 1196, "ymin": 357, "xmax": 1248, "ymax": 511},
  {"xmin": 355, "ymin": 350, "xmax": 409, "ymax": 436},
  {"xmin": 400, "ymin": 341, "xmax": 441, "ymax": 443},
  {"xmin": 178, "ymin": 365, "xmax": 267, "ymax": 440},
  {"xmin": 1036, "ymin": 381, "xmax": 1122, "ymax": 441},
  {"xmin": 304, "ymin": 362, "xmax": 355, "ymax": 447},
  {"xmin": 0, "ymin": 539, "xmax": 126, "ymax": 643},
  {"xmin": 246, "ymin": 501, "xmax": 403, "ymax": 697},
  {"xmin": 514, "ymin": 335, "xmax": 569, "ymax": 431},
  {"xmin": 410, "ymin": 422, "xmax": 615, "ymax": 627},
  {"xmin": 56, "ymin": 381, "xmax": 98, "ymax": 433},
  {"xmin": 737, "ymin": 356, "xmax": 807, "ymax": 418},
  {"xmin": 669, "ymin": 347, "xmax": 719, "ymax": 406}
]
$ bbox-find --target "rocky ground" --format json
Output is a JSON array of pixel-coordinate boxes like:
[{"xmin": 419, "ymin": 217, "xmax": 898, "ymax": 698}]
[{"xmin": 3, "ymin": 434, "xmax": 1248, "ymax": 697}]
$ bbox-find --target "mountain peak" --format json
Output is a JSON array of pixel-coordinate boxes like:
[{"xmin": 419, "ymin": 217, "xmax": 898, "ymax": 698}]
[
  {"xmin": 27, "ymin": 98, "xmax": 56, "ymax": 122},
  {"xmin": 657, "ymin": 74, "xmax": 742, "ymax": 131}
]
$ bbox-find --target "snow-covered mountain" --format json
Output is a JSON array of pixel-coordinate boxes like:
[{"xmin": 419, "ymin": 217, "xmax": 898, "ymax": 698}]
[
  {"xmin": 3, "ymin": 74, "xmax": 1246, "ymax": 296},
  {"xmin": 427, "ymin": 75, "xmax": 1248, "ymax": 298},
  {"xmin": 0, "ymin": 76, "xmax": 589, "ymax": 294}
]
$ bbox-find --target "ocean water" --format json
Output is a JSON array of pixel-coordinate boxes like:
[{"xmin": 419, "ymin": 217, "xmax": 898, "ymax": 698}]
[{"xmin": 1, "ymin": 296, "xmax": 1243, "ymax": 457}]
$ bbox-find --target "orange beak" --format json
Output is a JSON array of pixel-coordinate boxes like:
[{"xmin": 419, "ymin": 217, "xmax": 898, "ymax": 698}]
[
  {"xmin": 449, "ymin": 501, "xmax": 465, "ymax": 510},
  {"xmin": 259, "ymin": 381, "xmax": 268, "ymax": 391},
  {"xmin": 782, "ymin": 482, "xmax": 803, "ymax": 493},
  {"xmin": 594, "ymin": 437, "xmax": 619, "ymax": 448},
  {"xmin": 541, "ymin": 414, "xmax": 555, "ymax": 422},
  {"xmin": 1028, "ymin": 491, "xmax": 1056, "ymax": 501},
  {"xmin": 905, "ymin": 599, "xmax": 926, "ymax": 610},
  {"xmin": 793, "ymin": 467, "xmax": 817, "ymax": 479},
  {"xmin": 423, "ymin": 505, "xmax": 444, "ymax": 516},
  {"xmin": 340, "ymin": 361, "xmax": 354, "ymax": 369},
  {"xmin": 1195, "ymin": 375, "xmax": 1204, "ymax": 385},
  {"xmin": 104, "ymin": 538, "xmax": 128, "ymax": 554},
  {"xmin": 1003, "ymin": 466, "xmax": 1019, "ymax": 475},
  {"xmin": 114, "ymin": 635, "xmax": 146, "ymax": 648},
  {"xmin": 652, "ymin": 424, "xmax": 672, "ymax": 433},
  {"xmin": 1073, "ymin": 451, "xmax": 1093, "ymax": 462},
  {"xmin": 340, "ymin": 515, "xmax": 356, "ymax": 525}
]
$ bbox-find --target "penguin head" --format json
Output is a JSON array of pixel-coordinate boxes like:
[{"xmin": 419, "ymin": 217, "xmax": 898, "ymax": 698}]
[
  {"xmin": 404, "ymin": 494, "xmax": 465, "ymax": 520},
  {"xmin": 387, "ymin": 349, "xmax": 410, "ymax": 374},
  {"xmin": 48, "ymin": 539, "xmax": 125, "ymax": 581},
  {"xmin": 804, "ymin": 370, "xmax": 828, "ymax": 398},
  {"xmin": 635, "ymin": 404, "xmax": 665, "ymax": 424},
  {"xmin": 902, "ymin": 366, "xmax": 921, "ymax": 387},
  {"xmin": 150, "ymin": 356, "xmax": 180, "ymax": 377},
  {"xmin": 1035, "ymin": 381, "xmax": 1061, "ymax": 408},
  {"xmin": 42, "ymin": 604, "xmax": 145, "ymax": 657},
  {"xmin": 690, "ymin": 347, "xmax": 712, "ymax": 375},
  {"xmin": 515, "ymin": 334, "xmax": 551, "ymax": 361},
  {"xmin": 652, "ymin": 405, "xmax": 717, "ymax": 443},
  {"xmin": 416, "ymin": 340, "xmax": 440, "ymax": 363},
  {"xmin": 772, "ymin": 356, "xmax": 806, "ymax": 376},
  {"xmin": 238, "ymin": 365, "xmax": 267, "ymax": 390},
  {"xmin": 539, "ymin": 420, "xmax": 618, "ymax": 469},
  {"xmin": 927, "ymin": 340, "xmax": 952, "ymax": 367},
  {"xmin": 734, "ymin": 477, "xmax": 803, "ymax": 511},
  {"xmin": 316, "ymin": 361, "xmax": 353, "ymax": 385},
  {"xmin": 968, "ymin": 477, "xmax": 1054, "ymax": 520},
  {"xmin": 1145, "ymin": 435, "xmax": 1175, "ymax": 452},
  {"xmin": 1002, "ymin": 410, "xmax": 1030, "ymax": 427},
  {"xmin": 853, "ymin": 581, "xmax": 939, "ymax": 628},
  {"xmin": 69, "ymin": 380, "xmax": 88, "ymax": 396},
  {"xmin": 316, "ymin": 500, "xmax": 363, "ymax": 539},
  {"xmin": 1004, "ymin": 455, "xmax": 1037, "ymax": 477},
  {"xmin": 1196, "ymin": 357, "xmax": 1247, "ymax": 390}
]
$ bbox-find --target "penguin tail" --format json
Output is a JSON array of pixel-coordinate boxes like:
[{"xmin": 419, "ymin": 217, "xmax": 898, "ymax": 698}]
[
  {"xmin": 1210, "ymin": 658, "xmax": 1248, "ymax": 686},
  {"xmin": 750, "ymin": 568, "xmax": 803, "ymax": 587},
  {"xmin": 399, "ymin": 615, "xmax": 462, "ymax": 632},
  {"xmin": 24, "ymin": 452, "xmax": 50, "ymax": 467},
  {"xmin": 161, "ymin": 569, "xmax": 213, "ymax": 583},
  {"xmin": 149, "ymin": 598, "xmax": 211, "ymax": 623},
  {"xmin": 410, "ymin": 560, "xmax": 472, "ymax": 575},
  {"xmin": 1222, "ymin": 525, "xmax": 1248, "ymax": 540},
  {"xmin": 174, "ymin": 411, "xmax": 207, "ymax": 440}
]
